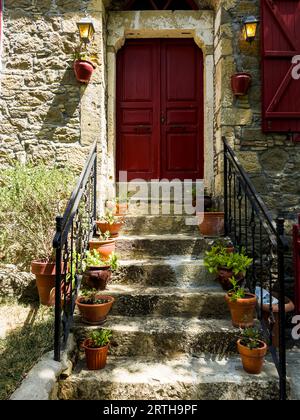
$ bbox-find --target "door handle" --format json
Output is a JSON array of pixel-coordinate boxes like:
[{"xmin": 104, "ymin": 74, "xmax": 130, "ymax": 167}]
[{"xmin": 161, "ymin": 113, "xmax": 166, "ymax": 124}]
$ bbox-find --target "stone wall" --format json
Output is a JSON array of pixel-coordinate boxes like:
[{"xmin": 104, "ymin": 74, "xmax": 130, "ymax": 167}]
[
  {"xmin": 0, "ymin": 0, "xmax": 299, "ymax": 228},
  {"xmin": 0, "ymin": 0, "xmax": 107, "ymax": 176}
]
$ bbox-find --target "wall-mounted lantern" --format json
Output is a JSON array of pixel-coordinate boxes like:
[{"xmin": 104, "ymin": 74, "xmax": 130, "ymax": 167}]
[
  {"xmin": 77, "ymin": 17, "xmax": 95, "ymax": 44},
  {"xmin": 243, "ymin": 16, "xmax": 259, "ymax": 43}
]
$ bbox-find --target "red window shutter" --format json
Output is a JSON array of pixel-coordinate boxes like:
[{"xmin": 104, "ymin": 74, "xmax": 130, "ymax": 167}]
[{"xmin": 262, "ymin": 0, "xmax": 300, "ymax": 133}]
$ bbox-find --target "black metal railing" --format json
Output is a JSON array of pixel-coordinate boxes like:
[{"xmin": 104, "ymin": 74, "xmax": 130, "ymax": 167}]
[
  {"xmin": 223, "ymin": 137, "xmax": 288, "ymax": 400},
  {"xmin": 53, "ymin": 142, "xmax": 97, "ymax": 362}
]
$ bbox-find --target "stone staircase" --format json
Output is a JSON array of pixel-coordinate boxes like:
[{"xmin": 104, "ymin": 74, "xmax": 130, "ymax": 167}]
[{"xmin": 58, "ymin": 212, "xmax": 281, "ymax": 400}]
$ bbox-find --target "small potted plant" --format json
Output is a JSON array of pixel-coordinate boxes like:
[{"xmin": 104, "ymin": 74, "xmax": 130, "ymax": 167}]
[
  {"xmin": 76, "ymin": 288, "xmax": 115, "ymax": 325},
  {"xmin": 204, "ymin": 245, "xmax": 252, "ymax": 290},
  {"xmin": 225, "ymin": 277, "xmax": 257, "ymax": 328},
  {"xmin": 83, "ymin": 329, "xmax": 112, "ymax": 370},
  {"xmin": 231, "ymin": 73, "xmax": 252, "ymax": 96},
  {"xmin": 96, "ymin": 212, "xmax": 124, "ymax": 237},
  {"xmin": 237, "ymin": 328, "xmax": 267, "ymax": 375},
  {"xmin": 89, "ymin": 231, "xmax": 116, "ymax": 260},
  {"xmin": 74, "ymin": 50, "xmax": 96, "ymax": 84},
  {"xmin": 82, "ymin": 250, "xmax": 119, "ymax": 290}
]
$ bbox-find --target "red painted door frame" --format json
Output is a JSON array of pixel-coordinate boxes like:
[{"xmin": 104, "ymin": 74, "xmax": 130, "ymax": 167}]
[{"xmin": 116, "ymin": 39, "xmax": 204, "ymax": 181}]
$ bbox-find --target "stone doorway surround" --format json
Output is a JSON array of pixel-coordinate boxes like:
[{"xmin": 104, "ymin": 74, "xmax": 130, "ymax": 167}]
[{"xmin": 106, "ymin": 11, "xmax": 215, "ymax": 191}]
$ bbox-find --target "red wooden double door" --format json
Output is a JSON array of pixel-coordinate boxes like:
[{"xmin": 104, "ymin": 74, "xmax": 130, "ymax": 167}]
[{"xmin": 116, "ymin": 39, "xmax": 204, "ymax": 181}]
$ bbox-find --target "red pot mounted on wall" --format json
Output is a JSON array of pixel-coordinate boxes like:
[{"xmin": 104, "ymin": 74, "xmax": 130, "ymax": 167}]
[
  {"xmin": 74, "ymin": 60, "xmax": 95, "ymax": 84},
  {"xmin": 231, "ymin": 73, "xmax": 252, "ymax": 96}
]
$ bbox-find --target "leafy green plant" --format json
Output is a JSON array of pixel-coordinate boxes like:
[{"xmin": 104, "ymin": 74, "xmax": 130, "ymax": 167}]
[
  {"xmin": 102, "ymin": 212, "xmax": 122, "ymax": 225},
  {"xmin": 227, "ymin": 277, "xmax": 246, "ymax": 302},
  {"xmin": 87, "ymin": 329, "xmax": 112, "ymax": 348},
  {"xmin": 204, "ymin": 245, "xmax": 252, "ymax": 276},
  {"xmin": 98, "ymin": 231, "xmax": 112, "ymax": 241},
  {"xmin": 0, "ymin": 163, "xmax": 74, "ymax": 270},
  {"xmin": 240, "ymin": 328, "xmax": 264, "ymax": 350},
  {"xmin": 84, "ymin": 250, "xmax": 119, "ymax": 271},
  {"xmin": 80, "ymin": 288, "xmax": 111, "ymax": 305}
]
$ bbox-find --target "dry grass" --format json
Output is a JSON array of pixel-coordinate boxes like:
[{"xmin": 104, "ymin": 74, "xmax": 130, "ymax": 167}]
[{"xmin": 0, "ymin": 302, "xmax": 54, "ymax": 400}]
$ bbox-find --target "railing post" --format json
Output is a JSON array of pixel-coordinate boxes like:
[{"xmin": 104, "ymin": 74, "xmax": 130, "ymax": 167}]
[
  {"xmin": 223, "ymin": 139, "xmax": 229, "ymax": 236},
  {"xmin": 276, "ymin": 217, "xmax": 287, "ymax": 400},
  {"xmin": 54, "ymin": 216, "xmax": 63, "ymax": 362}
]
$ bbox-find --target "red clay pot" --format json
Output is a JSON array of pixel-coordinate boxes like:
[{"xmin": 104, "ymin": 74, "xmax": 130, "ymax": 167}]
[
  {"xmin": 49, "ymin": 282, "xmax": 72, "ymax": 307},
  {"xmin": 231, "ymin": 73, "xmax": 252, "ymax": 96},
  {"xmin": 237, "ymin": 339, "xmax": 267, "ymax": 375},
  {"xmin": 74, "ymin": 60, "xmax": 95, "ymax": 84},
  {"xmin": 218, "ymin": 268, "xmax": 244, "ymax": 291},
  {"xmin": 83, "ymin": 266, "xmax": 112, "ymax": 291},
  {"xmin": 197, "ymin": 212, "xmax": 224, "ymax": 237},
  {"xmin": 115, "ymin": 203, "xmax": 128, "ymax": 216},
  {"xmin": 76, "ymin": 295, "xmax": 114, "ymax": 325},
  {"xmin": 84, "ymin": 341, "xmax": 109, "ymax": 370},
  {"xmin": 31, "ymin": 261, "xmax": 57, "ymax": 306},
  {"xmin": 225, "ymin": 293, "xmax": 257, "ymax": 328},
  {"xmin": 96, "ymin": 220, "xmax": 123, "ymax": 237},
  {"xmin": 262, "ymin": 293, "xmax": 295, "ymax": 347},
  {"xmin": 89, "ymin": 239, "xmax": 116, "ymax": 260}
]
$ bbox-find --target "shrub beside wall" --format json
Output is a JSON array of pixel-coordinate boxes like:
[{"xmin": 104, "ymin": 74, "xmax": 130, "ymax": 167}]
[{"xmin": 0, "ymin": 164, "xmax": 75, "ymax": 271}]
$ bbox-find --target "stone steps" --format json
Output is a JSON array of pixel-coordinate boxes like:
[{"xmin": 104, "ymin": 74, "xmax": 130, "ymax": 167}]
[
  {"xmin": 115, "ymin": 234, "xmax": 210, "ymax": 259},
  {"xmin": 73, "ymin": 316, "xmax": 239, "ymax": 357},
  {"xmin": 58, "ymin": 355, "xmax": 280, "ymax": 400},
  {"xmin": 99, "ymin": 285, "xmax": 229, "ymax": 318},
  {"xmin": 123, "ymin": 215, "xmax": 199, "ymax": 235},
  {"xmin": 113, "ymin": 258, "xmax": 214, "ymax": 287}
]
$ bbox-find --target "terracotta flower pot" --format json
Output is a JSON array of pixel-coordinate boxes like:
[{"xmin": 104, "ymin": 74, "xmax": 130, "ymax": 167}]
[
  {"xmin": 74, "ymin": 60, "xmax": 95, "ymax": 84},
  {"xmin": 262, "ymin": 293, "xmax": 295, "ymax": 347},
  {"xmin": 83, "ymin": 341, "xmax": 109, "ymax": 370},
  {"xmin": 83, "ymin": 266, "xmax": 112, "ymax": 291},
  {"xmin": 76, "ymin": 295, "xmax": 114, "ymax": 325},
  {"xmin": 197, "ymin": 212, "xmax": 224, "ymax": 237},
  {"xmin": 231, "ymin": 73, "xmax": 252, "ymax": 96},
  {"xmin": 96, "ymin": 220, "xmax": 123, "ymax": 237},
  {"xmin": 49, "ymin": 282, "xmax": 72, "ymax": 307},
  {"xmin": 115, "ymin": 203, "xmax": 128, "ymax": 216},
  {"xmin": 31, "ymin": 261, "xmax": 57, "ymax": 306},
  {"xmin": 218, "ymin": 268, "xmax": 244, "ymax": 291},
  {"xmin": 89, "ymin": 239, "xmax": 116, "ymax": 260},
  {"xmin": 225, "ymin": 293, "xmax": 257, "ymax": 328},
  {"xmin": 237, "ymin": 339, "xmax": 267, "ymax": 375}
]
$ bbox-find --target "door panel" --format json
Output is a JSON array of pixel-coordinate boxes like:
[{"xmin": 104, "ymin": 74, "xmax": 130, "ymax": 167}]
[
  {"xmin": 161, "ymin": 39, "xmax": 204, "ymax": 180},
  {"xmin": 117, "ymin": 41, "xmax": 160, "ymax": 180},
  {"xmin": 116, "ymin": 39, "xmax": 204, "ymax": 181}
]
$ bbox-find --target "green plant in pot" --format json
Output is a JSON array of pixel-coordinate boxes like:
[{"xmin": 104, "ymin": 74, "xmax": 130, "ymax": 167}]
[
  {"xmin": 83, "ymin": 329, "xmax": 112, "ymax": 370},
  {"xmin": 83, "ymin": 250, "xmax": 119, "ymax": 291},
  {"xmin": 76, "ymin": 288, "xmax": 115, "ymax": 325},
  {"xmin": 89, "ymin": 230, "xmax": 116, "ymax": 260},
  {"xmin": 204, "ymin": 245, "xmax": 252, "ymax": 290},
  {"xmin": 96, "ymin": 211, "xmax": 124, "ymax": 237},
  {"xmin": 225, "ymin": 277, "xmax": 257, "ymax": 328},
  {"xmin": 237, "ymin": 328, "xmax": 267, "ymax": 375}
]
